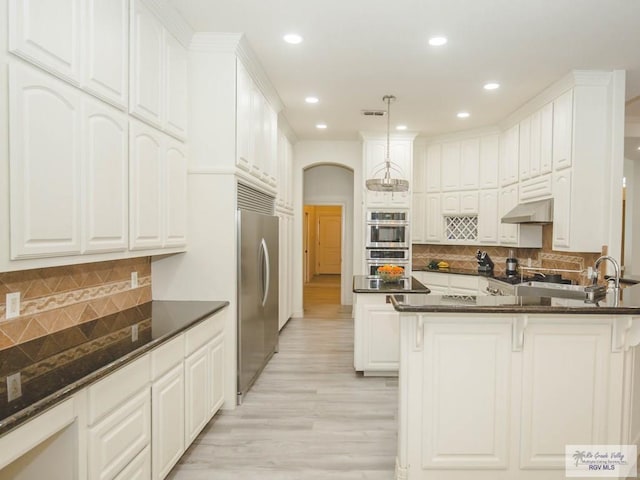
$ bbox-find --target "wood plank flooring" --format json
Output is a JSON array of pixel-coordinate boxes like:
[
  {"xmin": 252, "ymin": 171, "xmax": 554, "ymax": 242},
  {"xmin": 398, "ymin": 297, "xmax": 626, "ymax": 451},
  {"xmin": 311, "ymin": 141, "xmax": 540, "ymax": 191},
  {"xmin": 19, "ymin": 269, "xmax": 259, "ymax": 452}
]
[
  {"xmin": 303, "ymin": 274, "xmax": 341, "ymax": 307},
  {"xmin": 167, "ymin": 305, "xmax": 398, "ymax": 479}
]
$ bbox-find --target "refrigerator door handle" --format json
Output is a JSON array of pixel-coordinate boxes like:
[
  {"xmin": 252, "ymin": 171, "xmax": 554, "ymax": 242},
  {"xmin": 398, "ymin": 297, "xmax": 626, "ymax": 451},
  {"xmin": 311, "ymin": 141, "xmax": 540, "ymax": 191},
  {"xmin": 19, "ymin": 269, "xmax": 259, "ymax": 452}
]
[{"xmin": 260, "ymin": 238, "xmax": 270, "ymax": 307}]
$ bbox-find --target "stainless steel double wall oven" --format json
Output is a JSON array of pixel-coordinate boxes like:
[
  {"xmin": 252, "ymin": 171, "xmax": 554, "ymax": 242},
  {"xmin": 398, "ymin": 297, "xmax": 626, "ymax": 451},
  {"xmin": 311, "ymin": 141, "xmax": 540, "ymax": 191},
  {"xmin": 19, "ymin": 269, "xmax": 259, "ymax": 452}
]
[{"xmin": 365, "ymin": 210, "xmax": 410, "ymax": 276}]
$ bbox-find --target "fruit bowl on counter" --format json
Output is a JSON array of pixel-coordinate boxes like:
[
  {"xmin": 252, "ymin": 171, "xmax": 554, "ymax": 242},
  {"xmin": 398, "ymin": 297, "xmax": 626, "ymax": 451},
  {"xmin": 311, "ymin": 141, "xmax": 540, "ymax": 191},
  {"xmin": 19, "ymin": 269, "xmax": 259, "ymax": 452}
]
[{"xmin": 377, "ymin": 264, "xmax": 404, "ymax": 283}]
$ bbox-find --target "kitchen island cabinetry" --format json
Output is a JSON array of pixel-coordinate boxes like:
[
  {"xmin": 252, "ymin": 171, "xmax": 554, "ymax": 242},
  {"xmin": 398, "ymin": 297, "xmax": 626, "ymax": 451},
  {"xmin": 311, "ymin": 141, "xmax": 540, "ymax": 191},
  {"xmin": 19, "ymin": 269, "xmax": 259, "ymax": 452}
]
[
  {"xmin": 391, "ymin": 293, "xmax": 640, "ymax": 480},
  {"xmin": 353, "ymin": 276, "xmax": 429, "ymax": 376}
]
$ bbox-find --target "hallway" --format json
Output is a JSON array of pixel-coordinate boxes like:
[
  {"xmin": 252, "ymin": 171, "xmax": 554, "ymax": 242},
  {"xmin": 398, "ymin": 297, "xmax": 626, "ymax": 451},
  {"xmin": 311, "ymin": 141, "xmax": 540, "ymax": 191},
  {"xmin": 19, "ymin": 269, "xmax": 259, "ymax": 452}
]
[{"xmin": 167, "ymin": 306, "xmax": 398, "ymax": 479}]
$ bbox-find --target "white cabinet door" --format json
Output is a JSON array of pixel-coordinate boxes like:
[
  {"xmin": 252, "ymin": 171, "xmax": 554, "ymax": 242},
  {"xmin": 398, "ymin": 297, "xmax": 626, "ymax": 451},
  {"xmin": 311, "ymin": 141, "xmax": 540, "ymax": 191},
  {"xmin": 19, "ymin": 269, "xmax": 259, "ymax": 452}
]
[
  {"xmin": 363, "ymin": 304, "xmax": 400, "ymax": 372},
  {"xmin": 84, "ymin": 0, "xmax": 129, "ymax": 108},
  {"xmin": 263, "ymin": 104, "xmax": 278, "ymax": 187},
  {"xmin": 529, "ymin": 110, "xmax": 541, "ymax": 178},
  {"xmin": 499, "ymin": 185, "xmax": 518, "ymax": 245},
  {"xmin": 236, "ymin": 61, "xmax": 253, "ymax": 172},
  {"xmin": 152, "ymin": 364, "xmax": 185, "ymax": 480},
  {"xmin": 9, "ymin": 0, "xmax": 81, "ymax": 84},
  {"xmin": 412, "ymin": 193, "xmax": 426, "ymax": 243},
  {"xmin": 88, "ymin": 388, "xmax": 151, "ymax": 480},
  {"xmin": 425, "ymin": 144, "xmax": 441, "ymax": 192},
  {"xmin": 114, "ymin": 446, "xmax": 151, "ymax": 480},
  {"xmin": 165, "ymin": 32, "xmax": 188, "ymax": 139},
  {"xmin": 164, "ymin": 138, "xmax": 188, "ymax": 247},
  {"xmin": 518, "ymin": 116, "xmax": 531, "ymax": 180},
  {"xmin": 553, "ymin": 89, "xmax": 573, "ymax": 170},
  {"xmin": 364, "ymin": 138, "xmax": 412, "ymax": 207},
  {"xmin": 425, "ymin": 194, "xmax": 442, "ymax": 242},
  {"xmin": 539, "ymin": 102, "xmax": 553, "ymax": 174},
  {"xmin": 441, "ymin": 142, "xmax": 460, "ymax": 191},
  {"xmin": 84, "ymin": 98, "xmax": 128, "ymax": 253},
  {"xmin": 441, "ymin": 192, "xmax": 459, "ymax": 214},
  {"xmin": 460, "ymin": 138, "xmax": 479, "ymax": 190},
  {"xmin": 552, "ymin": 169, "xmax": 571, "ymax": 249},
  {"xmin": 412, "ymin": 142, "xmax": 426, "ymax": 194},
  {"xmin": 499, "ymin": 124, "xmax": 519, "ymax": 186},
  {"xmin": 478, "ymin": 190, "xmax": 498, "ymax": 243},
  {"xmin": 479, "ymin": 134, "xmax": 499, "ymax": 189},
  {"xmin": 184, "ymin": 345, "xmax": 209, "ymax": 445},
  {"xmin": 130, "ymin": 120, "xmax": 163, "ymax": 250},
  {"xmin": 520, "ymin": 323, "xmax": 610, "ymax": 468},
  {"xmin": 250, "ymin": 85, "xmax": 265, "ymax": 179},
  {"xmin": 130, "ymin": 0, "xmax": 164, "ymax": 127},
  {"xmin": 460, "ymin": 192, "xmax": 479, "ymax": 214},
  {"xmin": 208, "ymin": 331, "xmax": 225, "ymax": 416},
  {"xmin": 9, "ymin": 64, "xmax": 82, "ymax": 259}
]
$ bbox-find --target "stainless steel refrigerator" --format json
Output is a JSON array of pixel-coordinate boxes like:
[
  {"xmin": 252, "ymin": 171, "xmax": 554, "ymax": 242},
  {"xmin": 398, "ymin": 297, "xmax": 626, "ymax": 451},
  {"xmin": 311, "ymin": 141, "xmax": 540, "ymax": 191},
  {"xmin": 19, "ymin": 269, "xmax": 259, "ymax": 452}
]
[{"xmin": 237, "ymin": 209, "xmax": 279, "ymax": 403}]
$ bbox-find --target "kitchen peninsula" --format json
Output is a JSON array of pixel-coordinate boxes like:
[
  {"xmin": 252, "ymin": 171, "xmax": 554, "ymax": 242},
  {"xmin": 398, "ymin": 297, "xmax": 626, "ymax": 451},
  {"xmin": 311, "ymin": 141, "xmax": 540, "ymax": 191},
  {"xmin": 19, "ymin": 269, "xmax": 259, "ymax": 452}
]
[
  {"xmin": 353, "ymin": 275, "xmax": 429, "ymax": 376},
  {"xmin": 390, "ymin": 290, "xmax": 640, "ymax": 480}
]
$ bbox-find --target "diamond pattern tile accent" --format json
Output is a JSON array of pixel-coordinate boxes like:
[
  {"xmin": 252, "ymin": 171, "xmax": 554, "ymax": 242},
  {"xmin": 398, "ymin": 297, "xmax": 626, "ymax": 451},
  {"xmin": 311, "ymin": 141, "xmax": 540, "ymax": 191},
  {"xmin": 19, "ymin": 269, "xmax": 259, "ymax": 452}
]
[{"xmin": 0, "ymin": 257, "xmax": 151, "ymax": 350}]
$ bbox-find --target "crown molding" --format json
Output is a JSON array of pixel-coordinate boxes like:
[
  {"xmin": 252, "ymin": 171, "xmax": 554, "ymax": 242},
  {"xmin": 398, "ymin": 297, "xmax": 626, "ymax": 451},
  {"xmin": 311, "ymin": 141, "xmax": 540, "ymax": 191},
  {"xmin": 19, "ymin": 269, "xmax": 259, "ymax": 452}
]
[
  {"xmin": 189, "ymin": 32, "xmax": 243, "ymax": 52},
  {"xmin": 142, "ymin": 0, "xmax": 194, "ymax": 48},
  {"xmin": 418, "ymin": 125, "xmax": 501, "ymax": 145},
  {"xmin": 278, "ymin": 113, "xmax": 299, "ymax": 144}
]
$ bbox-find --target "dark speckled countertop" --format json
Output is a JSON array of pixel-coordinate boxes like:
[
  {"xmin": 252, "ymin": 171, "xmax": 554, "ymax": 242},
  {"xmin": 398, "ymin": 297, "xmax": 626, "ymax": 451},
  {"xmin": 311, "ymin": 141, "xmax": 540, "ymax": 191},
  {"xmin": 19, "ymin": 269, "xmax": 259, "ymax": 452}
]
[
  {"xmin": 0, "ymin": 300, "xmax": 228, "ymax": 437},
  {"xmin": 411, "ymin": 266, "xmax": 485, "ymax": 276},
  {"xmin": 353, "ymin": 275, "xmax": 430, "ymax": 294},
  {"xmin": 390, "ymin": 283, "xmax": 640, "ymax": 315}
]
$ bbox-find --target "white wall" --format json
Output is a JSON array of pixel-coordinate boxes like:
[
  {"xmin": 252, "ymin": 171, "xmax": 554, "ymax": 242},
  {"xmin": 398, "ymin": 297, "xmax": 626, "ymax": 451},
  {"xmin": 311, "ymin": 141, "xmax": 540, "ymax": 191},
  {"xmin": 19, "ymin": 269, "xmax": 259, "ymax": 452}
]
[
  {"xmin": 293, "ymin": 140, "xmax": 363, "ymax": 316},
  {"xmin": 304, "ymin": 165, "xmax": 354, "ymax": 304}
]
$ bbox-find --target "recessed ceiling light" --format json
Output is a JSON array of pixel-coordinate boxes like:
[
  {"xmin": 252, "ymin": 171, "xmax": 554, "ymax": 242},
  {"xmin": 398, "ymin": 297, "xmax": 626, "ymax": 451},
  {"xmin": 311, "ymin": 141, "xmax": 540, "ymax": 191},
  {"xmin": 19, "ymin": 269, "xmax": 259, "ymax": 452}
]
[
  {"xmin": 283, "ymin": 33, "xmax": 303, "ymax": 44},
  {"xmin": 457, "ymin": 112, "xmax": 470, "ymax": 118},
  {"xmin": 637, "ymin": 146, "xmax": 640, "ymax": 150},
  {"xmin": 305, "ymin": 96, "xmax": 319, "ymax": 104},
  {"xmin": 396, "ymin": 125, "xmax": 408, "ymax": 131},
  {"xmin": 316, "ymin": 123, "xmax": 327, "ymax": 129},
  {"xmin": 484, "ymin": 82, "xmax": 500, "ymax": 90},
  {"xmin": 428, "ymin": 36, "xmax": 448, "ymax": 47}
]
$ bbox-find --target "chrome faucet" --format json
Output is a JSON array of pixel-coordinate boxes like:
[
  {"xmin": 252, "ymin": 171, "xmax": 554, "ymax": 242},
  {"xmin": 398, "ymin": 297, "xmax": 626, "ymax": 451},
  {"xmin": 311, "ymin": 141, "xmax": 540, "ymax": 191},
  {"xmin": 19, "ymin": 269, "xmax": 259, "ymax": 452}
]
[{"xmin": 592, "ymin": 255, "xmax": 621, "ymax": 293}]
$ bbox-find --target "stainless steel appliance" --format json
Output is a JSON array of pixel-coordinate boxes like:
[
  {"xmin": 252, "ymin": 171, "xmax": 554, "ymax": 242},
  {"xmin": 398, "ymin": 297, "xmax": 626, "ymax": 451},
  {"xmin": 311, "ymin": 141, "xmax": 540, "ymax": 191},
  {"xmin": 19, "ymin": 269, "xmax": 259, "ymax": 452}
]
[
  {"xmin": 506, "ymin": 249, "xmax": 518, "ymax": 276},
  {"xmin": 366, "ymin": 210, "xmax": 409, "ymax": 248},
  {"xmin": 366, "ymin": 248, "xmax": 410, "ymax": 276},
  {"xmin": 237, "ymin": 209, "xmax": 279, "ymax": 404}
]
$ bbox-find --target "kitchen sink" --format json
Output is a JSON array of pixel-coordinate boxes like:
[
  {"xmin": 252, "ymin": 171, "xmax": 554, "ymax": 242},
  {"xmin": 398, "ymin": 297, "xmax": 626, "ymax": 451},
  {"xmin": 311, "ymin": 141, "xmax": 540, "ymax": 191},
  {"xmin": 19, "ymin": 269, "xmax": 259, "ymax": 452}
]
[{"xmin": 514, "ymin": 281, "xmax": 606, "ymax": 302}]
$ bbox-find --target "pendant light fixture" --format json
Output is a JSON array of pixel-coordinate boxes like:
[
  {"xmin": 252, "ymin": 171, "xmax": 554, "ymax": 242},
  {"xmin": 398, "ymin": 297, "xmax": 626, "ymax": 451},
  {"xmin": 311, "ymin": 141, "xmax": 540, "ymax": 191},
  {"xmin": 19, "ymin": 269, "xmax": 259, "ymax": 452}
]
[{"xmin": 365, "ymin": 95, "xmax": 409, "ymax": 192}]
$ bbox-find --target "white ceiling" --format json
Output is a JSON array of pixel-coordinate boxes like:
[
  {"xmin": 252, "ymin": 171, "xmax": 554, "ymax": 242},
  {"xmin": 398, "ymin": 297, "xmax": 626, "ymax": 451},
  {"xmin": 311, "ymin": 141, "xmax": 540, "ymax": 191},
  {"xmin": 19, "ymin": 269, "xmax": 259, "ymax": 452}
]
[{"xmin": 169, "ymin": 0, "xmax": 640, "ymax": 143}]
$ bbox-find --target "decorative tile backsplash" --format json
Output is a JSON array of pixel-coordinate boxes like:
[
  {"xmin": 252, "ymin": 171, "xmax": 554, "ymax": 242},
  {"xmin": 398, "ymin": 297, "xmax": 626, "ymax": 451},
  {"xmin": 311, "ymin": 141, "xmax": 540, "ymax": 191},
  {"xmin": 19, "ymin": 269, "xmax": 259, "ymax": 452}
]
[
  {"xmin": 0, "ymin": 258, "xmax": 152, "ymax": 351},
  {"xmin": 413, "ymin": 225, "xmax": 603, "ymax": 284}
]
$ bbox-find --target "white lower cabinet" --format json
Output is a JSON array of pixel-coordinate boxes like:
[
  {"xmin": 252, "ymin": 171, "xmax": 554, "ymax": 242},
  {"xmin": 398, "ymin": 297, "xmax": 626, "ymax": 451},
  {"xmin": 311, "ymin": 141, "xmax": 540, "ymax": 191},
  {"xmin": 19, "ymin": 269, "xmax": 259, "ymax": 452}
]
[
  {"xmin": 152, "ymin": 364, "xmax": 185, "ymax": 480},
  {"xmin": 208, "ymin": 331, "xmax": 225, "ymax": 416},
  {"xmin": 413, "ymin": 271, "xmax": 481, "ymax": 296},
  {"xmin": 114, "ymin": 446, "xmax": 151, "ymax": 480},
  {"xmin": 184, "ymin": 345, "xmax": 209, "ymax": 444},
  {"xmin": 88, "ymin": 388, "xmax": 151, "ymax": 480}
]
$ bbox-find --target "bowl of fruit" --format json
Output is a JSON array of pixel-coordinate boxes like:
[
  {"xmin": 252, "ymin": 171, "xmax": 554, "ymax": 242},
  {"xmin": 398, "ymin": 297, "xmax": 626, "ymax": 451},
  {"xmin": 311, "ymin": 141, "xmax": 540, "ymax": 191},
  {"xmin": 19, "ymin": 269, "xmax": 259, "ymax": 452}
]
[{"xmin": 377, "ymin": 264, "xmax": 405, "ymax": 283}]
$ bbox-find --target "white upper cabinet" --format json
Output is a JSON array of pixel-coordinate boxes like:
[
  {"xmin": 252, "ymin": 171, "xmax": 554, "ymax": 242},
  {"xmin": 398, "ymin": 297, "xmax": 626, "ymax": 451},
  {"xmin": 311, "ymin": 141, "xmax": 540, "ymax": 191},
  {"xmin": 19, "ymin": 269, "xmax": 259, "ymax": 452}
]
[
  {"xmin": 499, "ymin": 124, "xmax": 519, "ymax": 186},
  {"xmin": 478, "ymin": 190, "xmax": 498, "ymax": 243},
  {"xmin": 364, "ymin": 137, "xmax": 412, "ymax": 207},
  {"xmin": 9, "ymin": 0, "xmax": 82, "ymax": 84},
  {"xmin": 553, "ymin": 89, "xmax": 573, "ymax": 170},
  {"xmin": 498, "ymin": 186, "xmax": 518, "ymax": 245},
  {"xmin": 130, "ymin": 120, "xmax": 163, "ymax": 250},
  {"xmin": 539, "ymin": 102, "xmax": 553, "ymax": 175},
  {"xmin": 552, "ymin": 170, "xmax": 571, "ymax": 249},
  {"xmin": 236, "ymin": 61, "xmax": 253, "ymax": 172},
  {"xmin": 460, "ymin": 138, "xmax": 480, "ymax": 190},
  {"xmin": 84, "ymin": 0, "xmax": 129, "ymax": 108},
  {"xmin": 479, "ymin": 134, "xmax": 499, "ymax": 189},
  {"xmin": 130, "ymin": 0, "xmax": 164, "ymax": 128},
  {"xmin": 84, "ymin": 98, "xmax": 128, "ymax": 253},
  {"xmin": 518, "ymin": 115, "xmax": 531, "ymax": 180},
  {"xmin": 164, "ymin": 139, "xmax": 188, "ymax": 248},
  {"xmin": 412, "ymin": 143, "xmax": 426, "ymax": 194},
  {"xmin": 425, "ymin": 144, "xmax": 441, "ymax": 192},
  {"xmin": 165, "ymin": 32, "xmax": 189, "ymax": 139},
  {"xmin": 425, "ymin": 194, "xmax": 442, "ymax": 243},
  {"xmin": 9, "ymin": 64, "xmax": 82, "ymax": 259},
  {"xmin": 441, "ymin": 142, "xmax": 461, "ymax": 191}
]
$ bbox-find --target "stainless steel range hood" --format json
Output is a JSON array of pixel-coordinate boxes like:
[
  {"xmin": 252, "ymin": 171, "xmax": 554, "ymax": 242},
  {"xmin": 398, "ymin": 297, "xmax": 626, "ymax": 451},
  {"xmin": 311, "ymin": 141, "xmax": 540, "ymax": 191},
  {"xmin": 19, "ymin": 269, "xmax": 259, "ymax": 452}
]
[{"xmin": 501, "ymin": 198, "xmax": 553, "ymax": 224}]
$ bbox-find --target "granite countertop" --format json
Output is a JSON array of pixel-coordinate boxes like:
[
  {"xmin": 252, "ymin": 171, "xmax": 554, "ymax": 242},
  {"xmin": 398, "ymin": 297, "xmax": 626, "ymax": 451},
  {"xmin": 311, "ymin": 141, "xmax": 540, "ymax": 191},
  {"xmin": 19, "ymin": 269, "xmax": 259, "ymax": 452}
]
[
  {"xmin": 0, "ymin": 300, "xmax": 229, "ymax": 436},
  {"xmin": 390, "ymin": 283, "xmax": 640, "ymax": 315},
  {"xmin": 411, "ymin": 266, "xmax": 489, "ymax": 277},
  {"xmin": 353, "ymin": 275, "xmax": 430, "ymax": 294}
]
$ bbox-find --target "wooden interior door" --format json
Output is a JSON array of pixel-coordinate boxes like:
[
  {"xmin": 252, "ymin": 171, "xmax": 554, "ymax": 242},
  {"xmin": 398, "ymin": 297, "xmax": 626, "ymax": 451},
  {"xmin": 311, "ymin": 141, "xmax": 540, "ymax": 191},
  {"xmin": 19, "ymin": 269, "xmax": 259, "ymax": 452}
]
[{"xmin": 316, "ymin": 206, "xmax": 342, "ymax": 274}]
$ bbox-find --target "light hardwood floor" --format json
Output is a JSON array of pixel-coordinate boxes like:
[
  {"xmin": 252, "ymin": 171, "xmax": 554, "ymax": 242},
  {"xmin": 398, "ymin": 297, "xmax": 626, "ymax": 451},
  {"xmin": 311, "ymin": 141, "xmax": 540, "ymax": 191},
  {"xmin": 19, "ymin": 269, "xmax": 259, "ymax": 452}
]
[{"xmin": 167, "ymin": 303, "xmax": 398, "ymax": 479}]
